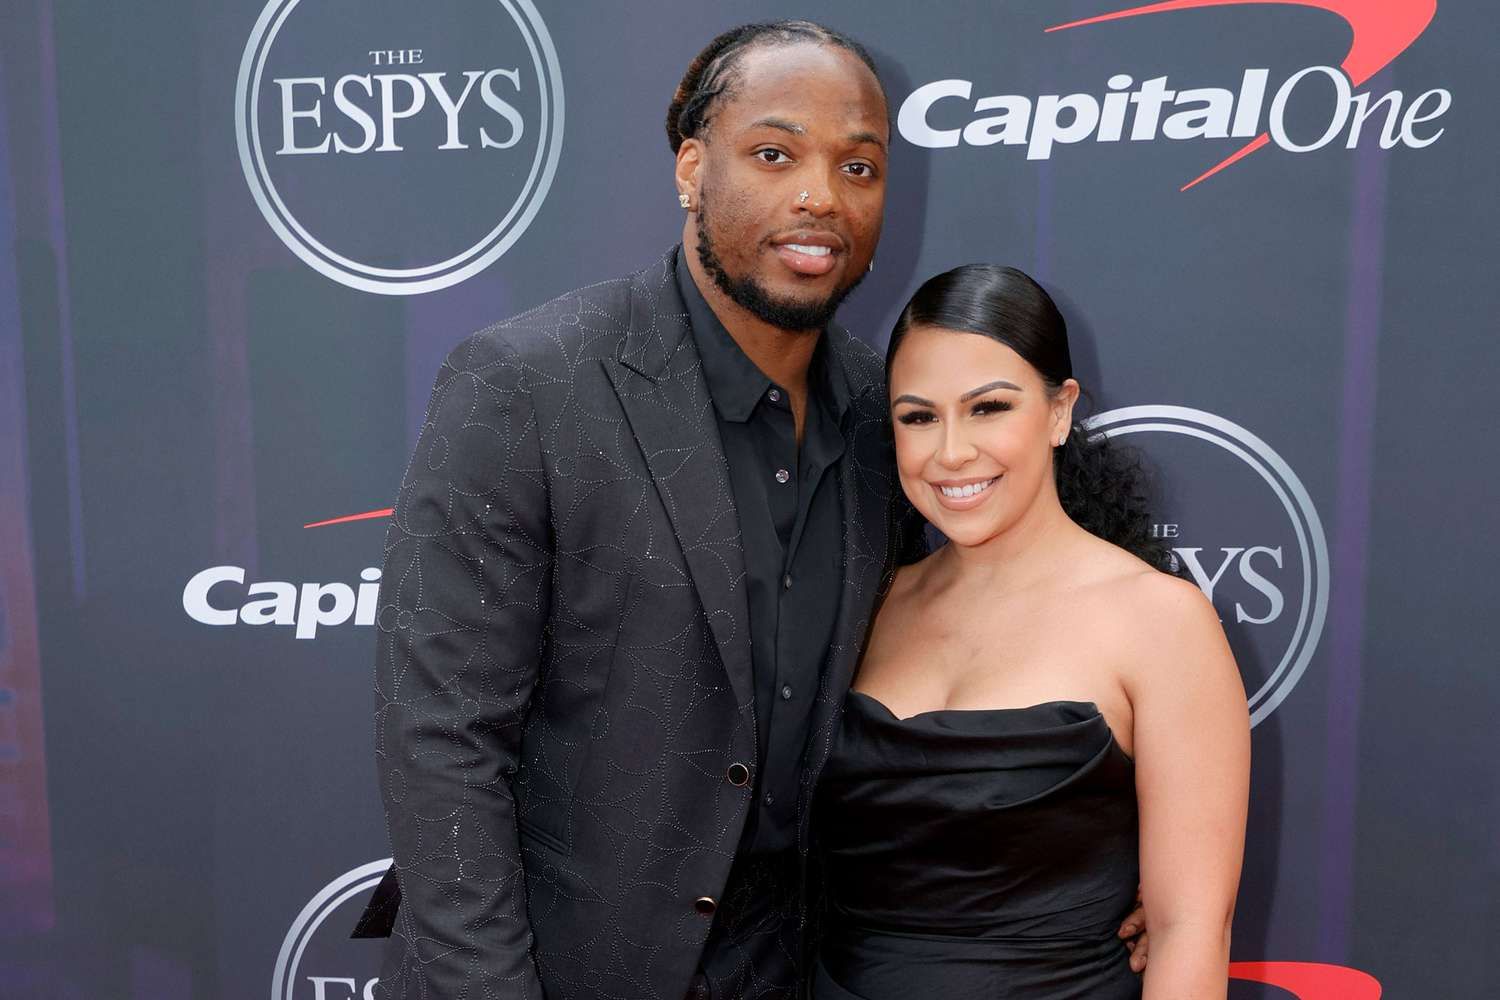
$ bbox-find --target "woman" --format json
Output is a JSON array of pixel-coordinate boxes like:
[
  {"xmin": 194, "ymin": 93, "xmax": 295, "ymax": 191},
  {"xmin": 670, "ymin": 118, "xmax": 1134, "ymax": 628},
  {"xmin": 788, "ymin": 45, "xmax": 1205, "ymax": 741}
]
[{"xmin": 813, "ymin": 265, "xmax": 1249, "ymax": 999}]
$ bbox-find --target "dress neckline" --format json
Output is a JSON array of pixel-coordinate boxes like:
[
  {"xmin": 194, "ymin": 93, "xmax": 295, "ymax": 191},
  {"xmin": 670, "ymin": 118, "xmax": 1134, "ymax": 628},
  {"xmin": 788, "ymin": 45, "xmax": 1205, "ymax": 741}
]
[
  {"xmin": 846, "ymin": 690, "xmax": 1134, "ymax": 763},
  {"xmin": 848, "ymin": 688, "xmax": 1101, "ymax": 723}
]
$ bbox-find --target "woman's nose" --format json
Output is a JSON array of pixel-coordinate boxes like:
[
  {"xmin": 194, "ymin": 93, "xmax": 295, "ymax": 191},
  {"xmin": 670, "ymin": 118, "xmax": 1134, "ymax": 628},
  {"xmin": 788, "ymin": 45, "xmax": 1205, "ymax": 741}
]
[{"xmin": 936, "ymin": 422, "xmax": 977, "ymax": 468}]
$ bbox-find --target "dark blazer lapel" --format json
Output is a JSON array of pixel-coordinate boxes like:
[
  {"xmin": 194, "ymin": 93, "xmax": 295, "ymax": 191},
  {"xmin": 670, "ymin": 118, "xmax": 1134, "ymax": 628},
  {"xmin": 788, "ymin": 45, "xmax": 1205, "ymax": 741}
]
[
  {"xmin": 602, "ymin": 251, "xmax": 756, "ymax": 715},
  {"xmin": 798, "ymin": 345, "xmax": 898, "ymax": 821}
]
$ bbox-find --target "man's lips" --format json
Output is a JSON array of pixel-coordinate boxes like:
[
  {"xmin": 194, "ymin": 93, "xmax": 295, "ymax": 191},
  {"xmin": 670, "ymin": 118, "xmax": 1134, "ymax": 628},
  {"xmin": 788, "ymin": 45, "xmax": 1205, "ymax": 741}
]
[{"xmin": 770, "ymin": 231, "xmax": 845, "ymax": 277}]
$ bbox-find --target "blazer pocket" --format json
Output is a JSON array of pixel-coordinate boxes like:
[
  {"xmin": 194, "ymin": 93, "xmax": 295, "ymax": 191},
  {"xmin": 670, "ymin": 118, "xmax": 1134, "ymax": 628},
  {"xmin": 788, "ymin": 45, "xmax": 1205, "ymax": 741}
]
[{"xmin": 565, "ymin": 565, "xmax": 641, "ymax": 798}]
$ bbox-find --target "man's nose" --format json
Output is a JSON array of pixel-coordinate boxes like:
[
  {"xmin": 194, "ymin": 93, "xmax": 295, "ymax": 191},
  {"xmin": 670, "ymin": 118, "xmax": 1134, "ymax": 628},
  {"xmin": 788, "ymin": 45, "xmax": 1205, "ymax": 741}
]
[{"xmin": 794, "ymin": 169, "xmax": 839, "ymax": 216}]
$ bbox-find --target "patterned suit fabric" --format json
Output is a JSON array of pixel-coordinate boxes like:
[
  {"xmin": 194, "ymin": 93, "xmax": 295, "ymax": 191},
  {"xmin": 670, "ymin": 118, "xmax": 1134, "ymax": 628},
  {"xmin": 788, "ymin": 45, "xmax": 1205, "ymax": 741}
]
[{"xmin": 372, "ymin": 248, "xmax": 908, "ymax": 1000}]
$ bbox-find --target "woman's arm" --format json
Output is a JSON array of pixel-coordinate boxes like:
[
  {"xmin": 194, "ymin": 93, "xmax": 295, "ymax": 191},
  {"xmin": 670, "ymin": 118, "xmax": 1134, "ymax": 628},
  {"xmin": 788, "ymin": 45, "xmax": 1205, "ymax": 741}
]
[{"xmin": 1123, "ymin": 573, "xmax": 1251, "ymax": 1000}]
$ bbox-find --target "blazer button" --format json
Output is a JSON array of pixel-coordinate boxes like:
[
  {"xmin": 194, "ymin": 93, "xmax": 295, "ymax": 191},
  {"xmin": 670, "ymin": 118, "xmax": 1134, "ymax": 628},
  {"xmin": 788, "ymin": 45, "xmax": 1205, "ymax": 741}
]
[
  {"xmin": 695, "ymin": 896, "xmax": 717, "ymax": 916},
  {"xmin": 726, "ymin": 762, "xmax": 751, "ymax": 787}
]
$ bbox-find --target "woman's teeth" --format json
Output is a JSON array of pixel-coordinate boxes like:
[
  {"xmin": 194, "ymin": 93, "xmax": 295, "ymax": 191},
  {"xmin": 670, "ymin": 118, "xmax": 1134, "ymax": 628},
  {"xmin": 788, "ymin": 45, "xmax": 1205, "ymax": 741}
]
[
  {"xmin": 939, "ymin": 478, "xmax": 995, "ymax": 499},
  {"xmin": 783, "ymin": 244, "xmax": 831, "ymax": 256}
]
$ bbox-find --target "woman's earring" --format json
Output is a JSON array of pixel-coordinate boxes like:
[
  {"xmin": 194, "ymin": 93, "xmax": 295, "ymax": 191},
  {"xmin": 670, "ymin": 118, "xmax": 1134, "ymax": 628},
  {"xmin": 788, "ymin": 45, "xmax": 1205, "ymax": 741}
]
[{"xmin": 678, "ymin": 192, "xmax": 691, "ymax": 209}]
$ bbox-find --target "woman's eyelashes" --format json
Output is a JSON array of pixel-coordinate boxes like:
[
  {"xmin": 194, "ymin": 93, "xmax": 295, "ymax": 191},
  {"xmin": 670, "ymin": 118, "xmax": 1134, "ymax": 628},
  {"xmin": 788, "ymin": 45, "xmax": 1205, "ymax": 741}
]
[{"xmin": 895, "ymin": 399, "xmax": 1013, "ymax": 426}]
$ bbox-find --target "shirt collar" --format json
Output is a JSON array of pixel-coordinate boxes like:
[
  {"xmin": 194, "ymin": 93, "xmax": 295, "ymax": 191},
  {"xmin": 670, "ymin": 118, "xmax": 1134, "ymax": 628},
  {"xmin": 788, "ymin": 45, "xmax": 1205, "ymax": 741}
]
[{"xmin": 674, "ymin": 246, "xmax": 852, "ymax": 426}]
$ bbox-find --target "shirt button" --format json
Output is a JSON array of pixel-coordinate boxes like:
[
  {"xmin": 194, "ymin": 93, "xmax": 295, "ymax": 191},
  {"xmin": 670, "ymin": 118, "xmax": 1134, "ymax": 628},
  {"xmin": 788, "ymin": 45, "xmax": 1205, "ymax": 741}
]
[
  {"xmin": 780, "ymin": 684, "xmax": 793, "ymax": 700},
  {"xmin": 767, "ymin": 388, "xmax": 782, "ymax": 402},
  {"xmin": 763, "ymin": 792, "xmax": 775, "ymax": 806},
  {"xmin": 782, "ymin": 574, "xmax": 792, "ymax": 590},
  {"xmin": 775, "ymin": 468, "xmax": 790, "ymax": 484}
]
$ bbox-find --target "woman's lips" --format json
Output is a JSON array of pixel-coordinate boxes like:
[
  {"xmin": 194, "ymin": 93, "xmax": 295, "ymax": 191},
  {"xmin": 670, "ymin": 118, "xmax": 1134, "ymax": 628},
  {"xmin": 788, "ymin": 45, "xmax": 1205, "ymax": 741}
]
[{"xmin": 931, "ymin": 476, "xmax": 999, "ymax": 511}]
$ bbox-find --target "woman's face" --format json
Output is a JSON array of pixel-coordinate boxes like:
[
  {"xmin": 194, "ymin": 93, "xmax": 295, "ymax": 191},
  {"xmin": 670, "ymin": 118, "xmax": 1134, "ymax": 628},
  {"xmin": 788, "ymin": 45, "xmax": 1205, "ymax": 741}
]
[{"xmin": 888, "ymin": 324, "xmax": 1078, "ymax": 548}]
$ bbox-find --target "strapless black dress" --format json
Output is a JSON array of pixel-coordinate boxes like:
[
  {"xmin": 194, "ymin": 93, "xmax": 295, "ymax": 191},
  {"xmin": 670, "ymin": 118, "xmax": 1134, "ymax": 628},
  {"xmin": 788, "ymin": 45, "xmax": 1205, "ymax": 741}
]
[{"xmin": 812, "ymin": 692, "xmax": 1141, "ymax": 999}]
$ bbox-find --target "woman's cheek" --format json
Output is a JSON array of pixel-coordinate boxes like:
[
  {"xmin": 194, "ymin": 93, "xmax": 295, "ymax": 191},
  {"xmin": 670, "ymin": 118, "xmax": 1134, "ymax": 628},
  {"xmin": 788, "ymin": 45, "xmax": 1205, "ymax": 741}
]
[
  {"xmin": 893, "ymin": 446, "xmax": 936, "ymax": 519},
  {"xmin": 893, "ymin": 430, "xmax": 925, "ymax": 481}
]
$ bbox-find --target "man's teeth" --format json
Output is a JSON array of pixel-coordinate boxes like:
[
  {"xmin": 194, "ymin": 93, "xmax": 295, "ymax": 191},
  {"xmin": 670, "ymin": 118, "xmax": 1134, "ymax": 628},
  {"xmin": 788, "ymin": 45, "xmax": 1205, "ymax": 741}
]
[
  {"xmin": 784, "ymin": 244, "xmax": 831, "ymax": 256},
  {"xmin": 939, "ymin": 479, "xmax": 996, "ymax": 499}
]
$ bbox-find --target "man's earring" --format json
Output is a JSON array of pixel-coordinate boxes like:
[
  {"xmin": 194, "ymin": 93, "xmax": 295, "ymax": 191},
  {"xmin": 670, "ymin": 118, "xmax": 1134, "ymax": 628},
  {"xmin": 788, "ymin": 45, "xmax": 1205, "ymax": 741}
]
[
  {"xmin": 868, "ymin": 258, "xmax": 875, "ymax": 273},
  {"xmin": 678, "ymin": 192, "xmax": 691, "ymax": 209}
]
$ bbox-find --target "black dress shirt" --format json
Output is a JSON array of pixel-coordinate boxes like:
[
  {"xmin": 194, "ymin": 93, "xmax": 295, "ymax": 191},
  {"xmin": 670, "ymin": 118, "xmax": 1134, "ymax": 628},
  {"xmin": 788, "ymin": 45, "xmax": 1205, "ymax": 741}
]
[{"xmin": 675, "ymin": 252, "xmax": 847, "ymax": 856}]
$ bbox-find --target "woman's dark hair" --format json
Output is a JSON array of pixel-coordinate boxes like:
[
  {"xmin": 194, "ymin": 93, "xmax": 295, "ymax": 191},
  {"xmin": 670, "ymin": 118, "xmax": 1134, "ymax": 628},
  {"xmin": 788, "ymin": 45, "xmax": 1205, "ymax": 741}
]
[
  {"xmin": 665, "ymin": 20, "xmax": 885, "ymax": 154},
  {"xmin": 888, "ymin": 264, "xmax": 1177, "ymax": 573}
]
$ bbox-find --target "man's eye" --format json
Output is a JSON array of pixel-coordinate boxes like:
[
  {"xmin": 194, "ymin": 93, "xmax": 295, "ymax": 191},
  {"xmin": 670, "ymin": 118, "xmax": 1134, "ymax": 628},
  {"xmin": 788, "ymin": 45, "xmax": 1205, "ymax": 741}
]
[
  {"xmin": 756, "ymin": 149, "xmax": 789, "ymax": 164},
  {"xmin": 897, "ymin": 411, "xmax": 935, "ymax": 426},
  {"xmin": 844, "ymin": 162, "xmax": 876, "ymax": 178}
]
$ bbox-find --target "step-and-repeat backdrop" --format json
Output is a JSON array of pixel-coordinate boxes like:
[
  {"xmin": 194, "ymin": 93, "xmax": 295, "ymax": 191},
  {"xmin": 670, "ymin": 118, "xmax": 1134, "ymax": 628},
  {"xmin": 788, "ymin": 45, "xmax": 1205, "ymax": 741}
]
[{"xmin": 2, "ymin": 2, "xmax": 1495, "ymax": 997}]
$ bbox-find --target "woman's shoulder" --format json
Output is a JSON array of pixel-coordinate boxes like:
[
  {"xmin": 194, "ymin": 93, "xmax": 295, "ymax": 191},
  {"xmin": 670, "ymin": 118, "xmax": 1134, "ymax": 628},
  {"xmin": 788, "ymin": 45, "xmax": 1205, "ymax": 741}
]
[
  {"xmin": 1071, "ymin": 537, "xmax": 1227, "ymax": 664},
  {"xmin": 1091, "ymin": 559, "xmax": 1237, "ymax": 702},
  {"xmin": 1116, "ymin": 564, "xmax": 1218, "ymax": 627},
  {"xmin": 1069, "ymin": 531, "xmax": 1207, "ymax": 616}
]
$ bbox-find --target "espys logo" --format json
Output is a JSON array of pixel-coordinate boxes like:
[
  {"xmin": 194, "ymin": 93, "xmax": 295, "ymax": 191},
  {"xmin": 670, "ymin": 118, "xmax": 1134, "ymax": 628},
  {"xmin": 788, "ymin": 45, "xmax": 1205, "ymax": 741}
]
[
  {"xmin": 1085, "ymin": 406, "xmax": 1329, "ymax": 727},
  {"xmin": 234, "ymin": 0, "xmax": 564, "ymax": 294},
  {"xmin": 273, "ymin": 859, "xmax": 390, "ymax": 1000},
  {"xmin": 899, "ymin": 0, "xmax": 1444, "ymax": 189}
]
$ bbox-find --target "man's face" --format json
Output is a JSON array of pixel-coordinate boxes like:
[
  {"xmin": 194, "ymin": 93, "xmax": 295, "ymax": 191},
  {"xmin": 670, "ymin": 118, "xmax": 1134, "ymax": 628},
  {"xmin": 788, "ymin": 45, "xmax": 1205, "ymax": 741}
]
[{"xmin": 681, "ymin": 42, "xmax": 888, "ymax": 331}]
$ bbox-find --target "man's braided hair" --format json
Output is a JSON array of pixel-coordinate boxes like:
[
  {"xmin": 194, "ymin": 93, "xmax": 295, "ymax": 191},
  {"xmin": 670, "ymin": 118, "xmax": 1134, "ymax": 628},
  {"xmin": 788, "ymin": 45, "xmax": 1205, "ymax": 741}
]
[{"xmin": 665, "ymin": 20, "xmax": 886, "ymax": 154}]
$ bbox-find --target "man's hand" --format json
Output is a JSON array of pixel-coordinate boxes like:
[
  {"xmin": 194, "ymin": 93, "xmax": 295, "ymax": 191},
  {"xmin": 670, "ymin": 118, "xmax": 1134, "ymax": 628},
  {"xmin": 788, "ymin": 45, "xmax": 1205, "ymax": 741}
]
[{"xmin": 1116, "ymin": 887, "xmax": 1149, "ymax": 973}]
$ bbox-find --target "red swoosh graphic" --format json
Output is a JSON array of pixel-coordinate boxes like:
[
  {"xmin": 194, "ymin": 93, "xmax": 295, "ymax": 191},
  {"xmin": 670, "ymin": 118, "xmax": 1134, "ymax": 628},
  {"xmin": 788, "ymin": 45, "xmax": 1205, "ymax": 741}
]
[
  {"xmin": 303, "ymin": 508, "xmax": 393, "ymax": 529},
  {"xmin": 1047, "ymin": 0, "xmax": 1438, "ymax": 189},
  {"xmin": 1229, "ymin": 961, "xmax": 1382, "ymax": 998}
]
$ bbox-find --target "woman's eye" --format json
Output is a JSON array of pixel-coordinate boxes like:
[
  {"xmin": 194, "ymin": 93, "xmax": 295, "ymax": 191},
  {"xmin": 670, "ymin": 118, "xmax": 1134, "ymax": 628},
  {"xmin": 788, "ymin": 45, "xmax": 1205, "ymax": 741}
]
[
  {"xmin": 897, "ymin": 411, "xmax": 935, "ymax": 426},
  {"xmin": 756, "ymin": 149, "xmax": 789, "ymax": 164},
  {"xmin": 971, "ymin": 400, "xmax": 1013, "ymax": 416}
]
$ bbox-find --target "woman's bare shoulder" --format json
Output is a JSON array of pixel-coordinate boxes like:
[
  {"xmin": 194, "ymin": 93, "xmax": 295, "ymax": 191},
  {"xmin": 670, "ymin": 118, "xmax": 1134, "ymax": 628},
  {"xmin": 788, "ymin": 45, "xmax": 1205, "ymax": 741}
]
[
  {"xmin": 1103, "ymin": 564, "xmax": 1239, "ymax": 700},
  {"xmin": 1118, "ymin": 569, "xmax": 1221, "ymax": 635},
  {"xmin": 1058, "ymin": 533, "xmax": 1230, "ymax": 676}
]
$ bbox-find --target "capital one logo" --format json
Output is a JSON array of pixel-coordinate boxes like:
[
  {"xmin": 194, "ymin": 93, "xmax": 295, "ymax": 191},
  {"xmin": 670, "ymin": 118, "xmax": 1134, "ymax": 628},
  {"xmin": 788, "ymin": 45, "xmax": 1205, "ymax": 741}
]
[
  {"xmin": 235, "ymin": 0, "xmax": 564, "ymax": 294},
  {"xmin": 1085, "ymin": 406, "xmax": 1329, "ymax": 727},
  {"xmin": 182, "ymin": 508, "xmax": 391, "ymax": 638},
  {"xmin": 273, "ymin": 859, "xmax": 390, "ymax": 1000},
  {"xmin": 899, "ymin": 0, "xmax": 1444, "ymax": 189}
]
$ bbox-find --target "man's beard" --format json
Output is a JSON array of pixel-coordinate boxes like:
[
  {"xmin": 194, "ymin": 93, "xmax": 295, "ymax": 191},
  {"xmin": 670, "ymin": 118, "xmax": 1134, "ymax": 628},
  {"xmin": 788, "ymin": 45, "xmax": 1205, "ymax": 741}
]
[{"xmin": 695, "ymin": 204, "xmax": 865, "ymax": 333}]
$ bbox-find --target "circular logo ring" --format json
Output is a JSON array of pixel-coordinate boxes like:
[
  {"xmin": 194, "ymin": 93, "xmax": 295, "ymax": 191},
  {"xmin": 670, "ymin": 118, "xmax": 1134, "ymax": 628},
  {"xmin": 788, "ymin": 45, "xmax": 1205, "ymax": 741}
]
[
  {"xmin": 272, "ymin": 858, "xmax": 391, "ymax": 1000},
  {"xmin": 1086, "ymin": 405, "xmax": 1329, "ymax": 727},
  {"xmin": 235, "ymin": 0, "xmax": 564, "ymax": 295}
]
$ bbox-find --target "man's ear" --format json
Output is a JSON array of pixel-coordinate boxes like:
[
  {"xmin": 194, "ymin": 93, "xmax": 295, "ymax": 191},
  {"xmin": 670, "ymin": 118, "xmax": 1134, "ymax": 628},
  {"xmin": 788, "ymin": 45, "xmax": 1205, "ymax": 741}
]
[{"xmin": 675, "ymin": 138, "xmax": 704, "ymax": 209}]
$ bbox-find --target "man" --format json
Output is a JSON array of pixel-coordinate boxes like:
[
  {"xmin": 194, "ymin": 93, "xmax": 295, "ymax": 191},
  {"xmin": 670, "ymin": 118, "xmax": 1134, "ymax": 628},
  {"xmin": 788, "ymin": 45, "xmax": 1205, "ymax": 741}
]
[{"xmin": 363, "ymin": 20, "xmax": 1147, "ymax": 999}]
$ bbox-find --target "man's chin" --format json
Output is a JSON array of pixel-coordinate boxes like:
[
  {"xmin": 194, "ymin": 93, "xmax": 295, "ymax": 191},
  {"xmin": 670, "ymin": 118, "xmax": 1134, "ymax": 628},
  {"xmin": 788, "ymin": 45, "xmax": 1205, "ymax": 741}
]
[
  {"xmin": 741, "ymin": 289, "xmax": 841, "ymax": 333},
  {"xmin": 695, "ymin": 220, "xmax": 861, "ymax": 332},
  {"xmin": 732, "ymin": 268, "xmax": 865, "ymax": 333}
]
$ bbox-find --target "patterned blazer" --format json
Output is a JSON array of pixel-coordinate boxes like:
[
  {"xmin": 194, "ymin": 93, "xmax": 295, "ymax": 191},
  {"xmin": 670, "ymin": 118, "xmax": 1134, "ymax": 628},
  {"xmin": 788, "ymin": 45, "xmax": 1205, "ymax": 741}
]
[{"xmin": 367, "ymin": 248, "xmax": 919, "ymax": 1000}]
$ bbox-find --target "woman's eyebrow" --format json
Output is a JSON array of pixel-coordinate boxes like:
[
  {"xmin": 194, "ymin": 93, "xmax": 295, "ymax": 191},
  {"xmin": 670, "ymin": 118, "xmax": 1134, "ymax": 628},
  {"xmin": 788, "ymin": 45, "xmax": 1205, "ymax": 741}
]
[
  {"xmin": 960, "ymin": 380, "xmax": 1022, "ymax": 402},
  {"xmin": 891, "ymin": 393, "xmax": 934, "ymax": 408}
]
